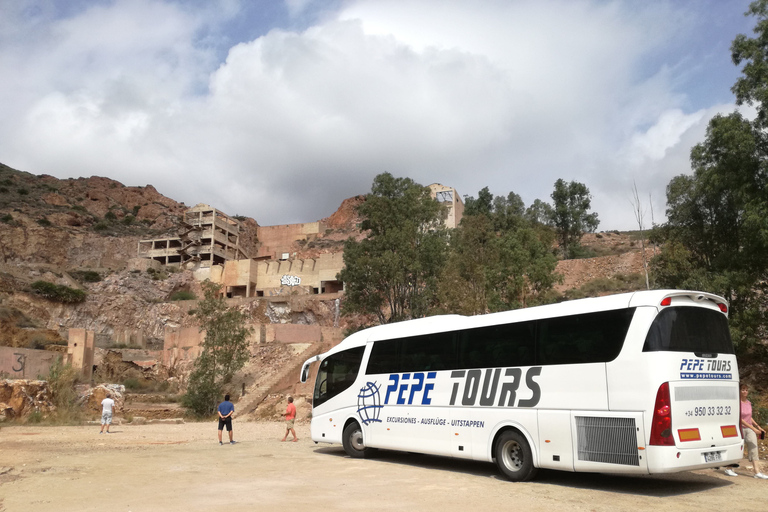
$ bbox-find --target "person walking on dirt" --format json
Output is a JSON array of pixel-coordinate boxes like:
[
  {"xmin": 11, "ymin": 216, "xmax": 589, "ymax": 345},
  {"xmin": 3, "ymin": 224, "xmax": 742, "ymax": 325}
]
[
  {"xmin": 217, "ymin": 394, "xmax": 235, "ymax": 445},
  {"xmin": 281, "ymin": 396, "xmax": 298, "ymax": 442},
  {"xmin": 740, "ymin": 384, "xmax": 768, "ymax": 479},
  {"xmin": 99, "ymin": 392, "xmax": 116, "ymax": 434}
]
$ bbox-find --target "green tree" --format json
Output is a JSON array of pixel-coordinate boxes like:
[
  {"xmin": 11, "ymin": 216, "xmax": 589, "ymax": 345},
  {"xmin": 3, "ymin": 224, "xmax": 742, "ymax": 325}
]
[
  {"xmin": 525, "ymin": 199, "xmax": 554, "ymax": 226},
  {"xmin": 653, "ymin": 110, "xmax": 768, "ymax": 352},
  {"xmin": 439, "ymin": 189, "xmax": 560, "ymax": 314},
  {"xmin": 549, "ymin": 179, "xmax": 599, "ymax": 259},
  {"xmin": 183, "ymin": 281, "xmax": 253, "ymax": 416},
  {"xmin": 732, "ymin": 0, "xmax": 768, "ymax": 129},
  {"xmin": 463, "ymin": 186, "xmax": 494, "ymax": 217},
  {"xmin": 338, "ymin": 173, "xmax": 448, "ymax": 324}
]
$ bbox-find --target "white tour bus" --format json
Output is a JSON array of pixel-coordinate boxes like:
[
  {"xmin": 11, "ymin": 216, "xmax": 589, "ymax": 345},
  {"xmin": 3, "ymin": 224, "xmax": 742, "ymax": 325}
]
[{"xmin": 300, "ymin": 290, "xmax": 743, "ymax": 481}]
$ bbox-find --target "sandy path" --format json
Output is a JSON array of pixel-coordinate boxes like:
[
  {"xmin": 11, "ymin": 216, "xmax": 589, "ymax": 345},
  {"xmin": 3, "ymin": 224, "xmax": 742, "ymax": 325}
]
[{"xmin": 0, "ymin": 421, "xmax": 765, "ymax": 512}]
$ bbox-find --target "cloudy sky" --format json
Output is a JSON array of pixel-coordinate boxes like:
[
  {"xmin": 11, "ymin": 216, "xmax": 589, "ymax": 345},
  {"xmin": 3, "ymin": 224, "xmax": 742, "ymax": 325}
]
[{"xmin": 0, "ymin": 0, "xmax": 757, "ymax": 229}]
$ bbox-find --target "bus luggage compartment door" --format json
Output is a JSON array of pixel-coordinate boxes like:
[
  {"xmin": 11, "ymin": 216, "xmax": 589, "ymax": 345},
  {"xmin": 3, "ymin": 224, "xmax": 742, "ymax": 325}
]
[{"xmin": 537, "ymin": 410, "xmax": 574, "ymax": 471}]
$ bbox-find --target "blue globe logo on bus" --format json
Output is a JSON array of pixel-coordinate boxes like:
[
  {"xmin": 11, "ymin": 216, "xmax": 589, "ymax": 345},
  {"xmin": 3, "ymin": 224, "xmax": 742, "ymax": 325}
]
[{"xmin": 357, "ymin": 381, "xmax": 383, "ymax": 425}]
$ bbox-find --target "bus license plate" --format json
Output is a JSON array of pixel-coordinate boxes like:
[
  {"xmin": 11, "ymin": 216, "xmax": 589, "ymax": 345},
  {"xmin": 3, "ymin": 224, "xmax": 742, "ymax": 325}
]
[{"xmin": 704, "ymin": 451, "xmax": 722, "ymax": 463}]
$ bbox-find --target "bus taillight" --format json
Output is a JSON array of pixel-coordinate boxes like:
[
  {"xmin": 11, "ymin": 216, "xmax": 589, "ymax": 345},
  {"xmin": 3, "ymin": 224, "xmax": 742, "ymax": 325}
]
[
  {"xmin": 717, "ymin": 303, "xmax": 728, "ymax": 313},
  {"xmin": 650, "ymin": 382, "xmax": 674, "ymax": 446}
]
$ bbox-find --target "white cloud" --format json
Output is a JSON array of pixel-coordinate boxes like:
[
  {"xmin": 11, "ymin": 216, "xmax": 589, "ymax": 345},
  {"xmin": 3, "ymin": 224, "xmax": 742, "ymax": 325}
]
[
  {"xmin": 0, "ymin": 0, "xmax": 749, "ymax": 229},
  {"xmin": 285, "ymin": 0, "xmax": 315, "ymax": 18}
]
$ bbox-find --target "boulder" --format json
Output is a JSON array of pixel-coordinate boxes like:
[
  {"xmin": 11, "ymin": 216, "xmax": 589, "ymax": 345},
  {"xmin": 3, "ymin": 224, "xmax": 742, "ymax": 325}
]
[
  {"xmin": 78, "ymin": 384, "xmax": 126, "ymax": 413},
  {"xmin": 0, "ymin": 379, "xmax": 55, "ymax": 419}
]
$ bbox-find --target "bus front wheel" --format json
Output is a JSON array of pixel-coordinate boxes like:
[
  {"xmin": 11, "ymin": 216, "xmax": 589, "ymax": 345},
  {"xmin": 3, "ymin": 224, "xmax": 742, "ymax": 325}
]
[
  {"xmin": 342, "ymin": 422, "xmax": 372, "ymax": 458},
  {"xmin": 494, "ymin": 430, "xmax": 538, "ymax": 482}
]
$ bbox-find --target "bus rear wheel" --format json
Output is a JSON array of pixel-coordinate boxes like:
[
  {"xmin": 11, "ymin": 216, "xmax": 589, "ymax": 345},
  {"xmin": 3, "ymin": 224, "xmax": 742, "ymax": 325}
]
[
  {"xmin": 342, "ymin": 422, "xmax": 372, "ymax": 458},
  {"xmin": 494, "ymin": 430, "xmax": 538, "ymax": 482}
]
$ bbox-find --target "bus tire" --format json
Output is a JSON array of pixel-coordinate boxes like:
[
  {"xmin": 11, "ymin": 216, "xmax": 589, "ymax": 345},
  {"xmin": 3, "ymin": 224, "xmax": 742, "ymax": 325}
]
[
  {"xmin": 494, "ymin": 430, "xmax": 538, "ymax": 482},
  {"xmin": 342, "ymin": 422, "xmax": 371, "ymax": 458}
]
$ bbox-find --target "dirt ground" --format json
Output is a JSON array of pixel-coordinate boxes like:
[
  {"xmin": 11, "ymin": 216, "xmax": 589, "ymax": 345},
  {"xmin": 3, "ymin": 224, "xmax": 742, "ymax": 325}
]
[{"xmin": 1, "ymin": 421, "xmax": 766, "ymax": 512}]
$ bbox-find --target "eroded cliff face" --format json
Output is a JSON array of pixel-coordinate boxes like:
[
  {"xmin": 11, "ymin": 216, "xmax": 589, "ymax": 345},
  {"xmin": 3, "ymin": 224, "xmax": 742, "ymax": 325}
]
[{"xmin": 0, "ymin": 210, "xmax": 139, "ymax": 268}]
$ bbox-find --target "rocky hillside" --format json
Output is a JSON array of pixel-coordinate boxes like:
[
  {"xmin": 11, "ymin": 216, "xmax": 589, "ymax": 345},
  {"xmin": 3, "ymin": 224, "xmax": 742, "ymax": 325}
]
[
  {"xmin": 0, "ymin": 162, "xmax": 260, "ymax": 267},
  {"xmin": 0, "ymin": 160, "xmax": 662, "ymax": 421}
]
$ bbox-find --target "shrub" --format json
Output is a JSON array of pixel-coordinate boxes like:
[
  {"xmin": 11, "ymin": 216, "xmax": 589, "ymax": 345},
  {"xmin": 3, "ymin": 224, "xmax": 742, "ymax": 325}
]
[
  {"xmin": 26, "ymin": 334, "xmax": 49, "ymax": 350},
  {"xmin": 26, "ymin": 410, "xmax": 43, "ymax": 424},
  {"xmin": 123, "ymin": 377, "xmax": 142, "ymax": 391},
  {"xmin": 123, "ymin": 215, "xmax": 135, "ymax": 225},
  {"xmin": 564, "ymin": 273, "xmax": 646, "ymax": 300},
  {"xmin": 104, "ymin": 211, "xmax": 117, "ymax": 221},
  {"xmin": 0, "ymin": 214, "xmax": 12, "ymax": 223},
  {"xmin": 70, "ymin": 270, "xmax": 101, "ymax": 283},
  {"xmin": 568, "ymin": 245, "xmax": 598, "ymax": 260},
  {"xmin": 37, "ymin": 218, "xmax": 52, "ymax": 227},
  {"xmin": 93, "ymin": 221, "xmax": 109, "ymax": 231},
  {"xmin": 17, "ymin": 188, "xmax": 28, "ymax": 195},
  {"xmin": 169, "ymin": 291, "xmax": 196, "ymax": 301},
  {"xmin": 47, "ymin": 358, "xmax": 80, "ymax": 412},
  {"xmin": 31, "ymin": 281, "xmax": 87, "ymax": 303}
]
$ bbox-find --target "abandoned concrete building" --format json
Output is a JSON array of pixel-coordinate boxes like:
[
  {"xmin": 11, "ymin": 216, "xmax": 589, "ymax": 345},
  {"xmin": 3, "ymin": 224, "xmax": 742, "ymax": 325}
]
[
  {"xmin": 137, "ymin": 203, "xmax": 247, "ymax": 268},
  {"xmin": 429, "ymin": 183, "xmax": 464, "ymax": 229},
  {"xmin": 136, "ymin": 185, "xmax": 462, "ymax": 298}
]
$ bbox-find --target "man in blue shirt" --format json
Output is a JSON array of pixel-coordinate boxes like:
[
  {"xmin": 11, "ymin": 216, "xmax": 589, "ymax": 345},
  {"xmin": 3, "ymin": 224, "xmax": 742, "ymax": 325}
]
[{"xmin": 217, "ymin": 394, "xmax": 236, "ymax": 445}]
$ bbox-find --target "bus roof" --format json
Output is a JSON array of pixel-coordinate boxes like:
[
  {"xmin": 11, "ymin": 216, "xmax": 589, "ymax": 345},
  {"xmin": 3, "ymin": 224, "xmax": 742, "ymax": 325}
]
[{"xmin": 324, "ymin": 289, "xmax": 726, "ymax": 356}]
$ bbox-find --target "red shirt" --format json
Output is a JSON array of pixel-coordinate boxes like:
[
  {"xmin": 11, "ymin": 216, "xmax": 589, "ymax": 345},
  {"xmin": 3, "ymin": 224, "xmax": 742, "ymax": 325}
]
[{"xmin": 285, "ymin": 402, "xmax": 296, "ymax": 421}]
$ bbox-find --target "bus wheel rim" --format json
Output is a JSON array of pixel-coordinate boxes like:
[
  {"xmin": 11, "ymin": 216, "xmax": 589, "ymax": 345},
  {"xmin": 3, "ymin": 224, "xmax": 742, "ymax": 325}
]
[
  {"xmin": 501, "ymin": 440, "xmax": 523, "ymax": 471},
  {"xmin": 351, "ymin": 429, "xmax": 364, "ymax": 451}
]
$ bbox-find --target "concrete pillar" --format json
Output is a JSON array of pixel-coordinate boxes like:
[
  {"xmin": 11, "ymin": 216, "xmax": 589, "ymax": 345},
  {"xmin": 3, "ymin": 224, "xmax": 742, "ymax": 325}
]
[{"xmin": 68, "ymin": 328, "xmax": 94, "ymax": 381}]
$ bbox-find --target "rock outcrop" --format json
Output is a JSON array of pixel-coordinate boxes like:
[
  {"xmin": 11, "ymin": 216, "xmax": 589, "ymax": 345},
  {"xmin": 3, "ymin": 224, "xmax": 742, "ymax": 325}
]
[{"xmin": 0, "ymin": 379, "xmax": 55, "ymax": 420}]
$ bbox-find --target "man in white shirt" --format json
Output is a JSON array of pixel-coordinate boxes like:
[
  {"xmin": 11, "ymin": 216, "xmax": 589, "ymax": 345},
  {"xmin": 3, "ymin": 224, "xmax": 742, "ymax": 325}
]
[{"xmin": 99, "ymin": 393, "xmax": 117, "ymax": 434}]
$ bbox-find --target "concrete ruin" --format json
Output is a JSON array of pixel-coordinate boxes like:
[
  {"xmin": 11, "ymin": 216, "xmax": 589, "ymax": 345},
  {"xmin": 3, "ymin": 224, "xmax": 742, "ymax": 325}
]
[
  {"xmin": 429, "ymin": 183, "xmax": 464, "ymax": 229},
  {"xmin": 0, "ymin": 347, "xmax": 61, "ymax": 380},
  {"xmin": 67, "ymin": 328, "xmax": 95, "ymax": 381},
  {"xmin": 137, "ymin": 203, "xmax": 248, "ymax": 270},
  {"xmin": 136, "ymin": 185, "xmax": 462, "ymax": 299}
]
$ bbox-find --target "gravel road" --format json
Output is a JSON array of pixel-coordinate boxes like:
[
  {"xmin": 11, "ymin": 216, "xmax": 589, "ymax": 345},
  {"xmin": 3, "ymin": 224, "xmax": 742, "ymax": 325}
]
[{"xmin": 0, "ymin": 421, "xmax": 764, "ymax": 512}]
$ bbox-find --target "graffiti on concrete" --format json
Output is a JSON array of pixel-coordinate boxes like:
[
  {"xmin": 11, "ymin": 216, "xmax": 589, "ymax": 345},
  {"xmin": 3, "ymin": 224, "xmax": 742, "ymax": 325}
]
[{"xmin": 280, "ymin": 275, "xmax": 301, "ymax": 287}]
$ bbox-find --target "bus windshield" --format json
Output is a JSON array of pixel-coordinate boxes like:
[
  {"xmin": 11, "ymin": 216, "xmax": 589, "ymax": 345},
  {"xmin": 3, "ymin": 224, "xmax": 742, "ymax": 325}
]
[
  {"xmin": 642, "ymin": 306, "xmax": 733, "ymax": 354},
  {"xmin": 313, "ymin": 346, "xmax": 365, "ymax": 408}
]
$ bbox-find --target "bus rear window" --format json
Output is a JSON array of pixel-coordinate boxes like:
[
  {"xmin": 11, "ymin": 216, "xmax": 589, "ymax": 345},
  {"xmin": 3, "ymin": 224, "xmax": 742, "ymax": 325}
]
[{"xmin": 643, "ymin": 307, "xmax": 733, "ymax": 354}]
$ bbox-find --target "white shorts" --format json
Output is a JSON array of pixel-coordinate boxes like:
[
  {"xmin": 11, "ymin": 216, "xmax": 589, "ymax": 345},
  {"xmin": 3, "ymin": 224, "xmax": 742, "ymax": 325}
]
[{"xmin": 101, "ymin": 411, "xmax": 113, "ymax": 425}]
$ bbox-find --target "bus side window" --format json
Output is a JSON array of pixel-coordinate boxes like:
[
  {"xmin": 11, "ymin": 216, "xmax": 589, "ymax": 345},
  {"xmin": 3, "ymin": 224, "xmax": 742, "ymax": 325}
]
[
  {"xmin": 536, "ymin": 308, "xmax": 634, "ymax": 365},
  {"xmin": 459, "ymin": 322, "xmax": 535, "ymax": 368}
]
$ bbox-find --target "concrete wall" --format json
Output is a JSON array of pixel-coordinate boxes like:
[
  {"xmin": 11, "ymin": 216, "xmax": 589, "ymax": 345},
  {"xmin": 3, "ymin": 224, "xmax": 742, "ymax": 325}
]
[
  {"xmin": 163, "ymin": 326, "xmax": 204, "ymax": 367},
  {"xmin": 161, "ymin": 321, "xmax": 330, "ymax": 367},
  {"xmin": 120, "ymin": 349, "xmax": 164, "ymax": 363},
  {"xmin": 255, "ymin": 253, "xmax": 343, "ymax": 295},
  {"xmin": 0, "ymin": 347, "xmax": 61, "ymax": 379},
  {"xmin": 266, "ymin": 324, "xmax": 322, "ymax": 344},
  {"xmin": 113, "ymin": 328, "xmax": 147, "ymax": 348},
  {"xmin": 255, "ymin": 222, "xmax": 325, "ymax": 259}
]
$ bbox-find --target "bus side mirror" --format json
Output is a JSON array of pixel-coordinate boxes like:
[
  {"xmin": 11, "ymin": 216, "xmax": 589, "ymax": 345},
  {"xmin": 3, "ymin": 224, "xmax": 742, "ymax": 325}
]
[{"xmin": 301, "ymin": 364, "xmax": 310, "ymax": 383}]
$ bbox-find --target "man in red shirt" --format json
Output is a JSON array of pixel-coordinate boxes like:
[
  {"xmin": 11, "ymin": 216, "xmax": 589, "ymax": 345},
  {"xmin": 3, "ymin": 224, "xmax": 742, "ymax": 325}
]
[{"xmin": 281, "ymin": 396, "xmax": 298, "ymax": 442}]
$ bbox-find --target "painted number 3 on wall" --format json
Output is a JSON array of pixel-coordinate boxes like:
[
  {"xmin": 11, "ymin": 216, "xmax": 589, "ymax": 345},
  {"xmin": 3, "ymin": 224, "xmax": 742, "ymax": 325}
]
[{"xmin": 12, "ymin": 353, "xmax": 26, "ymax": 372}]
